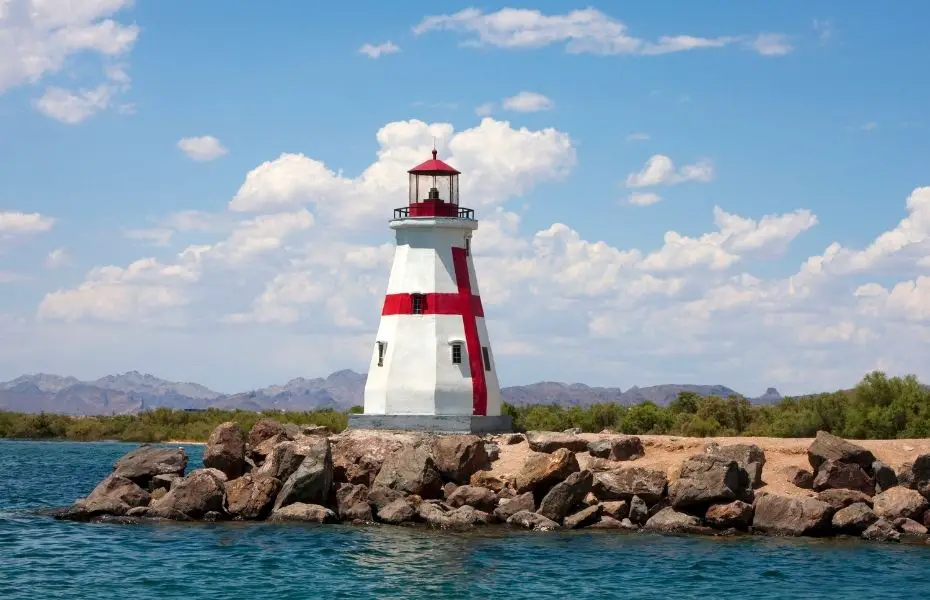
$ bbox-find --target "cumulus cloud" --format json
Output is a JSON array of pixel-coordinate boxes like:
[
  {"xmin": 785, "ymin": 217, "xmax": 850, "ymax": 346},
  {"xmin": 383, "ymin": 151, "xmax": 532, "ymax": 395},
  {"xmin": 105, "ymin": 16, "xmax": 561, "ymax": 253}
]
[
  {"xmin": 44, "ymin": 248, "xmax": 70, "ymax": 268},
  {"xmin": 0, "ymin": 211, "xmax": 55, "ymax": 236},
  {"xmin": 626, "ymin": 154, "xmax": 714, "ymax": 188},
  {"xmin": 177, "ymin": 136, "xmax": 229, "ymax": 161},
  {"xmin": 751, "ymin": 33, "xmax": 793, "ymax": 56},
  {"xmin": 627, "ymin": 192, "xmax": 661, "ymax": 206},
  {"xmin": 359, "ymin": 41, "xmax": 400, "ymax": 58},
  {"xmin": 502, "ymin": 92, "xmax": 554, "ymax": 113}
]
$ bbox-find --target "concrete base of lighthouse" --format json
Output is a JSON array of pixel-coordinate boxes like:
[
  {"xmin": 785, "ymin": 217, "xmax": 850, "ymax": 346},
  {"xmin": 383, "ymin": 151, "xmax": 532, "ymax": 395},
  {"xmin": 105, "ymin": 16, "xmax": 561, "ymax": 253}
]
[{"xmin": 347, "ymin": 414, "xmax": 513, "ymax": 434}]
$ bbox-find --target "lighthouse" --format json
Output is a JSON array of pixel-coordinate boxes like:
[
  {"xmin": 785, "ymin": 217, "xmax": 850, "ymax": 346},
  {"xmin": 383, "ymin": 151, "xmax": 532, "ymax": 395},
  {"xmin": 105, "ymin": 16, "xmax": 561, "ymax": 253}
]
[{"xmin": 348, "ymin": 149, "xmax": 512, "ymax": 433}]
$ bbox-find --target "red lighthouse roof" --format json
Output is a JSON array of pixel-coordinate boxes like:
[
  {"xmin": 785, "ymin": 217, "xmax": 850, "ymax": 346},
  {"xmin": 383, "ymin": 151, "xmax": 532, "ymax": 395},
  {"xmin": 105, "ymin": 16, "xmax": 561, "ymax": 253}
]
[{"xmin": 408, "ymin": 149, "xmax": 460, "ymax": 174}]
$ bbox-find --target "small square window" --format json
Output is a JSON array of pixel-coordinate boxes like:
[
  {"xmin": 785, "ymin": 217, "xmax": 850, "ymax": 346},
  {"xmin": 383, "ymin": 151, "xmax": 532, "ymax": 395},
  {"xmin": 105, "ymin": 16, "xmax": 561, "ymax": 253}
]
[
  {"xmin": 377, "ymin": 341, "xmax": 387, "ymax": 367},
  {"xmin": 411, "ymin": 294, "xmax": 426, "ymax": 315},
  {"xmin": 451, "ymin": 343, "xmax": 463, "ymax": 364},
  {"xmin": 482, "ymin": 346, "xmax": 491, "ymax": 371}
]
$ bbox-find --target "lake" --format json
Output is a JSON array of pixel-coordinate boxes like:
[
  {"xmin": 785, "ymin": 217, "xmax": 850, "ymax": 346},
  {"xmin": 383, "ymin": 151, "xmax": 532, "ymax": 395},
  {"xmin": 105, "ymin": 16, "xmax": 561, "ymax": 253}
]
[{"xmin": 1, "ymin": 440, "xmax": 928, "ymax": 599}]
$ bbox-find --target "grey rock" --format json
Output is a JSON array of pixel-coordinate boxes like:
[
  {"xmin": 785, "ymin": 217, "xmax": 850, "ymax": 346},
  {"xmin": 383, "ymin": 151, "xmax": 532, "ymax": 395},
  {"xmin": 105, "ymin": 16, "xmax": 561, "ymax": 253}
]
[
  {"xmin": 812, "ymin": 460, "xmax": 874, "ymax": 495},
  {"xmin": 872, "ymin": 461, "xmax": 898, "ymax": 492},
  {"xmin": 334, "ymin": 483, "xmax": 369, "ymax": 519},
  {"xmin": 872, "ymin": 487, "xmax": 929, "ymax": 521},
  {"xmin": 591, "ymin": 467, "xmax": 667, "ymax": 504},
  {"xmin": 367, "ymin": 486, "xmax": 405, "ymax": 511},
  {"xmin": 709, "ymin": 444, "xmax": 766, "ymax": 489},
  {"xmin": 752, "ymin": 492, "xmax": 833, "ymax": 536},
  {"xmin": 113, "ymin": 445, "xmax": 187, "ymax": 487},
  {"xmin": 807, "ymin": 430, "xmax": 876, "ymax": 473},
  {"xmin": 493, "ymin": 492, "xmax": 535, "ymax": 522},
  {"xmin": 831, "ymin": 502, "xmax": 878, "ymax": 534},
  {"xmin": 274, "ymin": 437, "xmax": 333, "ymax": 510},
  {"xmin": 506, "ymin": 510, "xmax": 560, "ymax": 531},
  {"xmin": 270, "ymin": 502, "xmax": 337, "ymax": 523},
  {"xmin": 668, "ymin": 454, "xmax": 744, "ymax": 509},
  {"xmin": 525, "ymin": 431, "xmax": 588, "ymax": 454},
  {"xmin": 446, "ymin": 485, "xmax": 498, "ymax": 512},
  {"xmin": 861, "ymin": 519, "xmax": 900, "ymax": 542},
  {"xmin": 587, "ymin": 436, "xmax": 645, "ymax": 461},
  {"xmin": 564, "ymin": 504, "xmax": 602, "ymax": 529},
  {"xmin": 643, "ymin": 507, "xmax": 702, "ymax": 533},
  {"xmin": 374, "ymin": 444, "xmax": 443, "ymax": 499},
  {"xmin": 484, "ymin": 442, "xmax": 501, "ymax": 462},
  {"xmin": 377, "ymin": 498, "xmax": 416, "ymax": 524},
  {"xmin": 785, "ymin": 466, "xmax": 814, "ymax": 490},
  {"xmin": 629, "ymin": 495, "xmax": 649, "ymax": 525},
  {"xmin": 446, "ymin": 505, "xmax": 491, "ymax": 528},
  {"xmin": 344, "ymin": 502, "xmax": 374, "ymax": 522},
  {"xmin": 152, "ymin": 469, "xmax": 225, "ymax": 518},
  {"xmin": 537, "ymin": 470, "xmax": 593, "ymax": 522}
]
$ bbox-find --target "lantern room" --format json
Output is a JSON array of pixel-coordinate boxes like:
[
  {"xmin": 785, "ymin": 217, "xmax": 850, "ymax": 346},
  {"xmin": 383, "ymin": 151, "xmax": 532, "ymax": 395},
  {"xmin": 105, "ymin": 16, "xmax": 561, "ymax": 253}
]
[{"xmin": 396, "ymin": 150, "xmax": 473, "ymax": 219}]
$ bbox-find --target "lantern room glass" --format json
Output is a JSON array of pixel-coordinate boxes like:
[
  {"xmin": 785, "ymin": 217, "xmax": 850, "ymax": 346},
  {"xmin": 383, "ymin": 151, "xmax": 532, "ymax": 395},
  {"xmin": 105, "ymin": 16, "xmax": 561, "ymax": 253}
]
[{"xmin": 409, "ymin": 172, "xmax": 459, "ymax": 205}]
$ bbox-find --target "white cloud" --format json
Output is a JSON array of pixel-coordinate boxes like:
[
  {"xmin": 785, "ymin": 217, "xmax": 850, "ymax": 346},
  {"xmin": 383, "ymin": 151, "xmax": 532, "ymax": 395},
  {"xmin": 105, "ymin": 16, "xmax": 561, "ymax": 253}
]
[
  {"xmin": 475, "ymin": 102, "xmax": 495, "ymax": 117},
  {"xmin": 813, "ymin": 19, "xmax": 834, "ymax": 44},
  {"xmin": 44, "ymin": 248, "xmax": 70, "ymax": 268},
  {"xmin": 414, "ymin": 8, "xmax": 790, "ymax": 57},
  {"xmin": 751, "ymin": 33, "xmax": 793, "ymax": 56},
  {"xmin": 359, "ymin": 41, "xmax": 400, "ymax": 58},
  {"xmin": 0, "ymin": 211, "xmax": 55, "ymax": 236},
  {"xmin": 177, "ymin": 136, "xmax": 229, "ymax": 162},
  {"xmin": 626, "ymin": 154, "xmax": 714, "ymax": 188},
  {"xmin": 34, "ymin": 84, "xmax": 113, "ymax": 123},
  {"xmin": 626, "ymin": 132, "xmax": 650, "ymax": 142},
  {"xmin": 627, "ymin": 192, "xmax": 661, "ymax": 206},
  {"xmin": 502, "ymin": 91, "xmax": 554, "ymax": 113}
]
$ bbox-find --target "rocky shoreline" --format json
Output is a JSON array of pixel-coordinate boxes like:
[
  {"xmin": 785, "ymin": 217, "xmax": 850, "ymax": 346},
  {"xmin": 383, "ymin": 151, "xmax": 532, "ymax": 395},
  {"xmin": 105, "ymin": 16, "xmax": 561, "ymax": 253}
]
[{"xmin": 54, "ymin": 421, "xmax": 930, "ymax": 544}]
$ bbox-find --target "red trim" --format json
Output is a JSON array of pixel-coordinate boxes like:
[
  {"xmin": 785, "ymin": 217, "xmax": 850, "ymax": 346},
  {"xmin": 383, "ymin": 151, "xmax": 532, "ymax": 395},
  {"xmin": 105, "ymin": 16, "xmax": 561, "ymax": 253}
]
[{"xmin": 379, "ymin": 247, "xmax": 488, "ymax": 416}]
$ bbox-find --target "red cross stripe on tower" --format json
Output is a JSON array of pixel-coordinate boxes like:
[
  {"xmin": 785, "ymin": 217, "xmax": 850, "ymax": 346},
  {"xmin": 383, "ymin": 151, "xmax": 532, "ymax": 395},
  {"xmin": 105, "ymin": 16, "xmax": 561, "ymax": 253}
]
[{"xmin": 380, "ymin": 247, "xmax": 488, "ymax": 416}]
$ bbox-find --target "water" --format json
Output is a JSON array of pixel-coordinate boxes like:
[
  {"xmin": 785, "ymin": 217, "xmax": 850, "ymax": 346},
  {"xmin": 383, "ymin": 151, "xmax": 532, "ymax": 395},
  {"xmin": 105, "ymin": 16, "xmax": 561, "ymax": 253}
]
[{"xmin": 1, "ymin": 441, "xmax": 929, "ymax": 599}]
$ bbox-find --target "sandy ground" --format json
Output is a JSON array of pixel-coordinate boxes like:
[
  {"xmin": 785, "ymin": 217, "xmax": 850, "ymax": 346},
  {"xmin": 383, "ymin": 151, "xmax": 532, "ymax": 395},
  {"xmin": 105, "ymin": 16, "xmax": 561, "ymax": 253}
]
[{"xmin": 488, "ymin": 434, "xmax": 930, "ymax": 497}]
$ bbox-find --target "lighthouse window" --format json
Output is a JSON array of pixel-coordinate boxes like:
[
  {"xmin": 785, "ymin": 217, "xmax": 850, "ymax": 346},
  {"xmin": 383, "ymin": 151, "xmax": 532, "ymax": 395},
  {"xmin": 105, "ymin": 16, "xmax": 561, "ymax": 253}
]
[
  {"xmin": 411, "ymin": 293, "xmax": 426, "ymax": 315},
  {"xmin": 482, "ymin": 346, "xmax": 491, "ymax": 371},
  {"xmin": 451, "ymin": 343, "xmax": 463, "ymax": 364},
  {"xmin": 377, "ymin": 341, "xmax": 387, "ymax": 367},
  {"xmin": 465, "ymin": 237, "xmax": 471, "ymax": 256}
]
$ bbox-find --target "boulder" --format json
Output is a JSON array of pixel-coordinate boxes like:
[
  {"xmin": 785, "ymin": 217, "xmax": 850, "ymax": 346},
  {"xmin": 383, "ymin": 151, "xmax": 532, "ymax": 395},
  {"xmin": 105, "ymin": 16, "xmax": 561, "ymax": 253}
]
[
  {"xmin": 506, "ymin": 510, "xmax": 560, "ymax": 531},
  {"xmin": 68, "ymin": 475, "xmax": 151, "ymax": 518},
  {"xmin": 446, "ymin": 485, "xmax": 498, "ymax": 512},
  {"xmin": 269, "ymin": 503, "xmax": 337, "ymax": 523},
  {"xmin": 377, "ymin": 498, "xmax": 416, "ymax": 524},
  {"xmin": 668, "ymin": 454, "xmax": 744, "ymax": 509},
  {"xmin": 469, "ymin": 471, "xmax": 508, "ymax": 492},
  {"xmin": 262, "ymin": 436, "xmax": 328, "ymax": 483},
  {"xmin": 784, "ymin": 466, "xmax": 814, "ymax": 490},
  {"xmin": 513, "ymin": 448, "xmax": 580, "ymax": 495},
  {"xmin": 442, "ymin": 482, "xmax": 458, "ymax": 499},
  {"xmin": 273, "ymin": 437, "xmax": 333, "ymax": 510},
  {"xmin": 591, "ymin": 467, "xmax": 667, "ymax": 504},
  {"xmin": 525, "ymin": 431, "xmax": 588, "ymax": 454},
  {"xmin": 374, "ymin": 444, "xmax": 443, "ymax": 499},
  {"xmin": 913, "ymin": 454, "xmax": 930, "ymax": 499},
  {"xmin": 344, "ymin": 502, "xmax": 374, "ymax": 522},
  {"xmin": 587, "ymin": 436, "xmax": 645, "ymax": 461},
  {"xmin": 563, "ymin": 427, "xmax": 583, "ymax": 435},
  {"xmin": 705, "ymin": 500, "xmax": 753, "ymax": 529},
  {"xmin": 249, "ymin": 433, "xmax": 289, "ymax": 466},
  {"xmin": 898, "ymin": 462, "xmax": 916, "ymax": 489},
  {"xmin": 872, "ymin": 461, "xmax": 898, "ymax": 492},
  {"xmin": 894, "ymin": 517, "xmax": 928, "ymax": 535},
  {"xmin": 831, "ymin": 502, "xmax": 878, "ymax": 534},
  {"xmin": 589, "ymin": 516, "xmax": 623, "ymax": 529},
  {"xmin": 564, "ymin": 505, "xmax": 602, "ymax": 529},
  {"xmin": 751, "ymin": 493, "xmax": 833, "ymax": 536},
  {"xmin": 301, "ymin": 425, "xmax": 331, "ymax": 436},
  {"xmin": 817, "ymin": 488, "xmax": 873, "ymax": 510},
  {"xmin": 446, "ymin": 505, "xmax": 491, "ymax": 528},
  {"xmin": 367, "ymin": 486, "xmax": 405, "ymax": 511},
  {"xmin": 807, "ymin": 430, "xmax": 875, "ymax": 473},
  {"xmin": 537, "ymin": 470, "xmax": 593, "ymax": 522},
  {"xmin": 812, "ymin": 460, "xmax": 874, "ymax": 495},
  {"xmin": 225, "ymin": 473, "xmax": 281, "ymax": 520},
  {"xmin": 485, "ymin": 443, "xmax": 500, "ymax": 462},
  {"xmin": 151, "ymin": 474, "xmax": 180, "ymax": 492},
  {"xmin": 334, "ymin": 482, "xmax": 369, "ymax": 519},
  {"xmin": 417, "ymin": 502, "xmax": 451, "ymax": 528},
  {"xmin": 643, "ymin": 507, "xmax": 702, "ymax": 533},
  {"xmin": 113, "ymin": 445, "xmax": 187, "ymax": 488},
  {"xmin": 600, "ymin": 500, "xmax": 629, "ymax": 520},
  {"xmin": 331, "ymin": 432, "xmax": 408, "ymax": 487},
  {"xmin": 493, "ymin": 492, "xmax": 535, "ymax": 522},
  {"xmin": 429, "ymin": 435, "xmax": 490, "ymax": 484},
  {"xmin": 499, "ymin": 433, "xmax": 524, "ymax": 445},
  {"xmin": 127, "ymin": 505, "xmax": 191, "ymax": 521},
  {"xmin": 202, "ymin": 422, "xmax": 248, "ymax": 479},
  {"xmin": 628, "ymin": 495, "xmax": 649, "ymax": 525},
  {"xmin": 861, "ymin": 519, "xmax": 900, "ymax": 542},
  {"xmin": 872, "ymin": 487, "xmax": 928, "ymax": 521},
  {"xmin": 247, "ymin": 418, "xmax": 290, "ymax": 449},
  {"xmin": 152, "ymin": 469, "xmax": 226, "ymax": 518},
  {"xmin": 710, "ymin": 444, "xmax": 766, "ymax": 489}
]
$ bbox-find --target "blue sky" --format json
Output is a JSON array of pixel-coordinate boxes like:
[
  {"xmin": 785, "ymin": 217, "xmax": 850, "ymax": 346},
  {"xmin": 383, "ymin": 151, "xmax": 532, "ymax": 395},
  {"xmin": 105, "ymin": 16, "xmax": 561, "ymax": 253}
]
[{"xmin": 2, "ymin": 1, "xmax": 930, "ymax": 396}]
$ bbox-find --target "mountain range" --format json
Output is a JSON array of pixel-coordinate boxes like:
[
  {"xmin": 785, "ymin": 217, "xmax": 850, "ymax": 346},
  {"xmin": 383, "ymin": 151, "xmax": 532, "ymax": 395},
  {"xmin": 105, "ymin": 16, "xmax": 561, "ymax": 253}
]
[{"xmin": 0, "ymin": 370, "xmax": 782, "ymax": 416}]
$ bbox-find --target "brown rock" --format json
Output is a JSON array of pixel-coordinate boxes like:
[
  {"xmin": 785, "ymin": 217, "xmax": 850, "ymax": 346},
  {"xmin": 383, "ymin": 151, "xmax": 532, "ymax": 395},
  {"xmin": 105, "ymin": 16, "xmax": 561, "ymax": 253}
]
[
  {"xmin": 784, "ymin": 466, "xmax": 814, "ymax": 489},
  {"xmin": 643, "ymin": 507, "xmax": 702, "ymax": 533},
  {"xmin": 709, "ymin": 444, "xmax": 766, "ymax": 489},
  {"xmin": 225, "ymin": 473, "xmax": 281, "ymax": 520},
  {"xmin": 202, "ymin": 422, "xmax": 248, "ymax": 479},
  {"xmin": 331, "ymin": 432, "xmax": 408, "ymax": 487},
  {"xmin": 344, "ymin": 502, "xmax": 373, "ymax": 522},
  {"xmin": 367, "ymin": 486, "xmax": 405, "ymax": 511},
  {"xmin": 499, "ymin": 433, "xmax": 524, "ymax": 445},
  {"xmin": 525, "ymin": 431, "xmax": 588, "ymax": 454},
  {"xmin": 334, "ymin": 483, "xmax": 369, "ymax": 519},
  {"xmin": 417, "ymin": 502, "xmax": 451, "ymax": 528},
  {"xmin": 377, "ymin": 498, "xmax": 416, "ymax": 524},
  {"xmin": 249, "ymin": 433, "xmax": 289, "ymax": 466},
  {"xmin": 270, "ymin": 502, "xmax": 337, "ymax": 523},
  {"xmin": 705, "ymin": 500, "xmax": 753, "ymax": 529},
  {"xmin": 113, "ymin": 445, "xmax": 188, "ymax": 488},
  {"xmin": 668, "ymin": 454, "xmax": 744, "ymax": 509},
  {"xmin": 274, "ymin": 437, "xmax": 333, "ymax": 510},
  {"xmin": 247, "ymin": 418, "xmax": 290, "ymax": 449},
  {"xmin": 506, "ymin": 510, "xmax": 560, "ymax": 531},
  {"xmin": 600, "ymin": 500, "xmax": 629, "ymax": 520},
  {"xmin": 152, "ymin": 469, "xmax": 226, "ymax": 519},
  {"xmin": 75, "ymin": 474, "xmax": 151, "ymax": 517},
  {"xmin": 374, "ymin": 444, "xmax": 443, "ymax": 499},
  {"xmin": 563, "ymin": 504, "xmax": 602, "ymax": 529},
  {"xmin": 469, "ymin": 470, "xmax": 508, "ymax": 492},
  {"xmin": 812, "ymin": 460, "xmax": 874, "ymax": 495},
  {"xmin": 817, "ymin": 488, "xmax": 873, "ymax": 510},
  {"xmin": 862, "ymin": 519, "xmax": 900, "ymax": 542},
  {"xmin": 445, "ymin": 505, "xmax": 491, "ymax": 528},
  {"xmin": 446, "ymin": 485, "xmax": 498, "ymax": 512},
  {"xmin": 587, "ymin": 436, "xmax": 645, "ymax": 461},
  {"xmin": 493, "ymin": 492, "xmax": 535, "ymax": 522},
  {"xmin": 872, "ymin": 487, "xmax": 929, "ymax": 521},
  {"xmin": 442, "ymin": 482, "xmax": 459, "ymax": 499},
  {"xmin": 513, "ymin": 448, "xmax": 580, "ymax": 495},
  {"xmin": 628, "ymin": 495, "xmax": 649, "ymax": 525},
  {"xmin": 893, "ymin": 517, "xmax": 928, "ymax": 535},
  {"xmin": 588, "ymin": 516, "xmax": 623, "ymax": 529},
  {"xmin": 591, "ymin": 467, "xmax": 668, "ymax": 503},
  {"xmin": 872, "ymin": 461, "xmax": 898, "ymax": 493},
  {"xmin": 537, "ymin": 470, "xmax": 593, "ymax": 522},
  {"xmin": 752, "ymin": 492, "xmax": 833, "ymax": 536},
  {"xmin": 807, "ymin": 430, "xmax": 876, "ymax": 473},
  {"xmin": 831, "ymin": 502, "xmax": 878, "ymax": 534},
  {"xmin": 151, "ymin": 474, "xmax": 179, "ymax": 492},
  {"xmin": 430, "ymin": 435, "xmax": 490, "ymax": 484}
]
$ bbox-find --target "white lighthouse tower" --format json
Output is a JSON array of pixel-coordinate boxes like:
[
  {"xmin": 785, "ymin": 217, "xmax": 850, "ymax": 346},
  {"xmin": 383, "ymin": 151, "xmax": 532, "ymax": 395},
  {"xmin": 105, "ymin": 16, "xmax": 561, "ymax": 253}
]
[{"xmin": 349, "ymin": 150, "xmax": 512, "ymax": 433}]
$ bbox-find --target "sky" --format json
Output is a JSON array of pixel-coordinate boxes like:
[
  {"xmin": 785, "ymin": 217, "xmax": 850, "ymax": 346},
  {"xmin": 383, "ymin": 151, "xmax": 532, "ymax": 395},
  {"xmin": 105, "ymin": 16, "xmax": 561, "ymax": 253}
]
[{"xmin": 1, "ymin": 0, "xmax": 930, "ymax": 396}]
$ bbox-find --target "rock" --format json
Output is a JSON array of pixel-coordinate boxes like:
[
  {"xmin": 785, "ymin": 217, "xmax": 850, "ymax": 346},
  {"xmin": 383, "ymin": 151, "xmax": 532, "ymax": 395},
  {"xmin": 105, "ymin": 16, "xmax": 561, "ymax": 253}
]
[
  {"xmin": 442, "ymin": 482, "xmax": 458, "ymax": 499},
  {"xmin": 113, "ymin": 445, "xmax": 188, "ymax": 488},
  {"xmin": 334, "ymin": 483, "xmax": 369, "ymax": 519},
  {"xmin": 710, "ymin": 444, "xmax": 766, "ymax": 489},
  {"xmin": 619, "ymin": 517, "xmax": 638, "ymax": 530},
  {"xmin": 537, "ymin": 470, "xmax": 593, "ymax": 522},
  {"xmin": 249, "ymin": 433, "xmax": 289, "ymax": 466},
  {"xmin": 202, "ymin": 422, "xmax": 248, "ymax": 479},
  {"xmin": 894, "ymin": 517, "xmax": 928, "ymax": 535},
  {"xmin": 377, "ymin": 499, "xmax": 416, "ymax": 524},
  {"xmin": 247, "ymin": 418, "xmax": 290, "ymax": 449},
  {"xmin": 817, "ymin": 488, "xmax": 873, "ymax": 510},
  {"xmin": 784, "ymin": 466, "xmax": 814, "ymax": 490},
  {"xmin": 499, "ymin": 433, "xmax": 523, "ymax": 445},
  {"xmin": 668, "ymin": 454, "xmax": 744, "ymax": 509},
  {"xmin": 225, "ymin": 473, "xmax": 281, "ymax": 520},
  {"xmin": 263, "ymin": 436, "xmax": 328, "ymax": 483},
  {"xmin": 586, "ymin": 458, "xmax": 622, "ymax": 473},
  {"xmin": 591, "ymin": 467, "xmax": 667, "ymax": 504},
  {"xmin": 446, "ymin": 485, "xmax": 498, "ymax": 512},
  {"xmin": 469, "ymin": 471, "xmax": 508, "ymax": 492},
  {"xmin": 484, "ymin": 443, "xmax": 501, "ymax": 462},
  {"xmin": 898, "ymin": 462, "xmax": 916, "ymax": 489},
  {"xmin": 587, "ymin": 436, "xmax": 645, "ymax": 461},
  {"xmin": 628, "ymin": 495, "xmax": 649, "ymax": 525},
  {"xmin": 751, "ymin": 492, "xmax": 833, "ymax": 536},
  {"xmin": 872, "ymin": 487, "xmax": 929, "ymax": 521},
  {"xmin": 922, "ymin": 511, "xmax": 930, "ymax": 529},
  {"xmin": 872, "ymin": 461, "xmax": 898, "ymax": 492},
  {"xmin": 152, "ymin": 469, "xmax": 226, "ymax": 518},
  {"xmin": 525, "ymin": 431, "xmax": 588, "ymax": 454},
  {"xmin": 589, "ymin": 516, "xmax": 623, "ymax": 529},
  {"xmin": 514, "ymin": 448, "xmax": 580, "ymax": 495},
  {"xmin": 301, "ymin": 425, "xmax": 331, "ymax": 436},
  {"xmin": 196, "ymin": 467, "xmax": 228, "ymax": 484},
  {"xmin": 913, "ymin": 454, "xmax": 930, "ymax": 499},
  {"xmin": 417, "ymin": 502, "xmax": 451, "ymax": 528},
  {"xmin": 84, "ymin": 474, "xmax": 151, "ymax": 514},
  {"xmin": 563, "ymin": 427, "xmax": 583, "ymax": 435},
  {"xmin": 564, "ymin": 504, "xmax": 602, "ymax": 529},
  {"xmin": 126, "ymin": 505, "xmax": 191, "ymax": 521},
  {"xmin": 331, "ymin": 432, "xmax": 408, "ymax": 487},
  {"xmin": 344, "ymin": 502, "xmax": 374, "ymax": 522},
  {"xmin": 807, "ymin": 430, "xmax": 876, "ymax": 473},
  {"xmin": 862, "ymin": 519, "xmax": 900, "ymax": 542},
  {"xmin": 812, "ymin": 460, "xmax": 874, "ymax": 495},
  {"xmin": 374, "ymin": 444, "xmax": 443, "ymax": 499},
  {"xmin": 446, "ymin": 505, "xmax": 491, "ymax": 528},
  {"xmin": 270, "ymin": 503, "xmax": 337, "ymax": 523},
  {"xmin": 600, "ymin": 500, "xmax": 629, "ymax": 520},
  {"xmin": 430, "ymin": 435, "xmax": 490, "ymax": 484},
  {"xmin": 493, "ymin": 492, "xmax": 535, "ymax": 522},
  {"xmin": 151, "ymin": 474, "xmax": 180, "ymax": 492},
  {"xmin": 643, "ymin": 507, "xmax": 702, "ymax": 533},
  {"xmin": 367, "ymin": 486, "xmax": 405, "ymax": 511},
  {"xmin": 151, "ymin": 488, "xmax": 167, "ymax": 501},
  {"xmin": 506, "ymin": 510, "xmax": 560, "ymax": 531},
  {"xmin": 705, "ymin": 500, "xmax": 753, "ymax": 529},
  {"xmin": 274, "ymin": 437, "xmax": 333, "ymax": 510},
  {"xmin": 831, "ymin": 503, "xmax": 878, "ymax": 534}
]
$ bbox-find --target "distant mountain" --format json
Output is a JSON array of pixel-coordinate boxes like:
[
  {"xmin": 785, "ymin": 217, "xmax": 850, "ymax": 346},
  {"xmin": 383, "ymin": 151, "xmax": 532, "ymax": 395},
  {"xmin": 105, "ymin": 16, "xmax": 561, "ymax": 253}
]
[
  {"xmin": 755, "ymin": 387, "xmax": 784, "ymax": 405},
  {"xmin": 0, "ymin": 369, "xmax": 775, "ymax": 415}
]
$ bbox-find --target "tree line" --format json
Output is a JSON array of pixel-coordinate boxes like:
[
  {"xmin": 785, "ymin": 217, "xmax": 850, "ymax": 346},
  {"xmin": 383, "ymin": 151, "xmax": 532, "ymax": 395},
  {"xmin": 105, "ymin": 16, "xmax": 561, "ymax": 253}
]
[{"xmin": 1, "ymin": 371, "xmax": 928, "ymax": 442}]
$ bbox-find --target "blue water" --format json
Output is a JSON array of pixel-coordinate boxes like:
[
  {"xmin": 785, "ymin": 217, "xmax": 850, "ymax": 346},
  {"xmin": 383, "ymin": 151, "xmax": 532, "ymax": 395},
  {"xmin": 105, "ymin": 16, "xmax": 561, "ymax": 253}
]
[{"xmin": 2, "ymin": 441, "xmax": 929, "ymax": 599}]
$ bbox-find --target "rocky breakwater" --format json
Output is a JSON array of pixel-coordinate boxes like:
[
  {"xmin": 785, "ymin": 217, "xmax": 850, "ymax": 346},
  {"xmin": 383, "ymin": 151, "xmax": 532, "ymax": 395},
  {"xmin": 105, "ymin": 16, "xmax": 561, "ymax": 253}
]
[{"xmin": 55, "ymin": 424, "xmax": 930, "ymax": 544}]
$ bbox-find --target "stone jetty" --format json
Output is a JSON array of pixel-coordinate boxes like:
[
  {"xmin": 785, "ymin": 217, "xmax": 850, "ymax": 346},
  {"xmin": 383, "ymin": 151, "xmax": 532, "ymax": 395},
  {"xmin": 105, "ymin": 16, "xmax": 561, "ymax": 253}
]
[{"xmin": 55, "ymin": 422, "xmax": 930, "ymax": 544}]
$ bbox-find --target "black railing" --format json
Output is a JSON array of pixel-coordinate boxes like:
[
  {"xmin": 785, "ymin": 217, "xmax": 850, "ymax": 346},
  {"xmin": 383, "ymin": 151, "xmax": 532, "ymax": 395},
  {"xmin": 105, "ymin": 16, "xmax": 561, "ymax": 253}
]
[{"xmin": 393, "ymin": 206, "xmax": 475, "ymax": 220}]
